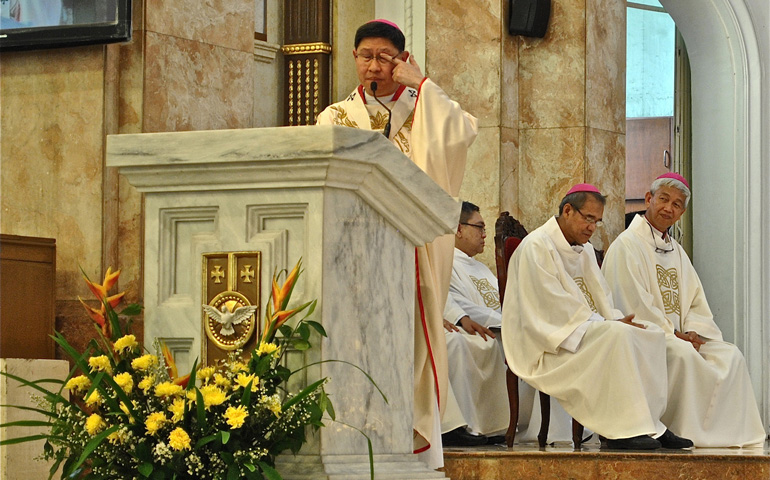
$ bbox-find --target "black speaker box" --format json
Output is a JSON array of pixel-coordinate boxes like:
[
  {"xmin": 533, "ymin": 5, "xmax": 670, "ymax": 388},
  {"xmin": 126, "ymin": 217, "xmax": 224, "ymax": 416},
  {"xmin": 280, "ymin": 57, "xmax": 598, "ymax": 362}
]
[{"xmin": 509, "ymin": 0, "xmax": 551, "ymax": 38}]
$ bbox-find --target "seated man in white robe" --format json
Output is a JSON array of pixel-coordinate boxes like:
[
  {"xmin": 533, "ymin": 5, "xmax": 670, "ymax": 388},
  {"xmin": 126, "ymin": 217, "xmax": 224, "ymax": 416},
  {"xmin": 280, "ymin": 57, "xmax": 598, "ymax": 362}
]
[
  {"xmin": 440, "ymin": 201, "xmax": 509, "ymax": 446},
  {"xmin": 501, "ymin": 183, "xmax": 693, "ymax": 450},
  {"xmin": 317, "ymin": 19, "xmax": 478, "ymax": 468},
  {"xmin": 602, "ymin": 173, "xmax": 766, "ymax": 447}
]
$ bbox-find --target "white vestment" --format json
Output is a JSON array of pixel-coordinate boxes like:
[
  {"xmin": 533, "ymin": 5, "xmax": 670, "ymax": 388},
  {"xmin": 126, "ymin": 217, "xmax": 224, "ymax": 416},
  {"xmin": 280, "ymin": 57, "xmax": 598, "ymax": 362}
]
[
  {"xmin": 501, "ymin": 216, "xmax": 669, "ymax": 440},
  {"xmin": 603, "ymin": 214, "xmax": 766, "ymax": 447},
  {"xmin": 318, "ymin": 81, "xmax": 478, "ymax": 462},
  {"xmin": 441, "ymin": 249, "xmax": 509, "ymax": 436}
]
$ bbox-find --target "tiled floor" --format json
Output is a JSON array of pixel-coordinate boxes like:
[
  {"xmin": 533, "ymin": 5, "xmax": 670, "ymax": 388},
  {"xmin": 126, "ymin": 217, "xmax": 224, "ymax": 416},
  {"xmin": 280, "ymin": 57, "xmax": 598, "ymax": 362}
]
[{"xmin": 441, "ymin": 439, "xmax": 770, "ymax": 479}]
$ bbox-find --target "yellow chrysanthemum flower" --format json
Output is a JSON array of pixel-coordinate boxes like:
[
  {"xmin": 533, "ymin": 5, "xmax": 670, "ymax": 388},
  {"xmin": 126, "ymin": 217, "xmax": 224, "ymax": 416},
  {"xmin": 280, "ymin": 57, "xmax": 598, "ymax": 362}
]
[
  {"xmin": 235, "ymin": 373, "xmax": 259, "ymax": 392},
  {"xmin": 197, "ymin": 366, "xmax": 216, "ymax": 382},
  {"xmin": 113, "ymin": 334, "xmax": 138, "ymax": 354},
  {"xmin": 88, "ymin": 355, "xmax": 112, "ymax": 374},
  {"xmin": 145, "ymin": 412, "xmax": 167, "ymax": 435},
  {"xmin": 113, "ymin": 372, "xmax": 134, "ymax": 394},
  {"xmin": 131, "ymin": 354, "xmax": 158, "ymax": 371},
  {"xmin": 230, "ymin": 361, "xmax": 248, "ymax": 373},
  {"xmin": 168, "ymin": 398, "xmax": 186, "ymax": 423},
  {"xmin": 107, "ymin": 428, "xmax": 130, "ymax": 445},
  {"xmin": 199, "ymin": 385, "xmax": 227, "ymax": 409},
  {"xmin": 85, "ymin": 390, "xmax": 103, "ymax": 407},
  {"xmin": 138, "ymin": 375, "xmax": 155, "ymax": 393},
  {"xmin": 155, "ymin": 382, "xmax": 184, "ymax": 398},
  {"xmin": 168, "ymin": 427, "xmax": 191, "ymax": 451},
  {"xmin": 224, "ymin": 405, "xmax": 248, "ymax": 429},
  {"xmin": 64, "ymin": 375, "xmax": 90, "ymax": 393},
  {"xmin": 256, "ymin": 342, "xmax": 279, "ymax": 357},
  {"xmin": 85, "ymin": 413, "xmax": 106, "ymax": 435},
  {"xmin": 213, "ymin": 373, "xmax": 231, "ymax": 388}
]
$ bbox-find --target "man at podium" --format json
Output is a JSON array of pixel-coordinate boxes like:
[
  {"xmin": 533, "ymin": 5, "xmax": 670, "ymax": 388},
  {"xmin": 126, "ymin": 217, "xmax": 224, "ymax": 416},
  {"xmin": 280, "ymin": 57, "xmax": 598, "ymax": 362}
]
[{"xmin": 317, "ymin": 19, "xmax": 478, "ymax": 468}]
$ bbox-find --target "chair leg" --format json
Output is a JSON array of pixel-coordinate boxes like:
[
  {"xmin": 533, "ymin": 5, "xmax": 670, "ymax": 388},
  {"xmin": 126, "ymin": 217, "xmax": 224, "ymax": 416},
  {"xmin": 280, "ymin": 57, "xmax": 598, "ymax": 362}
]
[
  {"xmin": 572, "ymin": 419, "xmax": 584, "ymax": 449},
  {"xmin": 537, "ymin": 391, "xmax": 550, "ymax": 448},
  {"xmin": 505, "ymin": 368, "xmax": 518, "ymax": 447}
]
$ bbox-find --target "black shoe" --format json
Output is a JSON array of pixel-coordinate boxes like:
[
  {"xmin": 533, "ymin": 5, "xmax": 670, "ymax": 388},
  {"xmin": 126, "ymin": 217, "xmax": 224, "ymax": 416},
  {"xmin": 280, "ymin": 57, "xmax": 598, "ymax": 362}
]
[
  {"xmin": 605, "ymin": 435, "xmax": 661, "ymax": 450},
  {"xmin": 441, "ymin": 427, "xmax": 487, "ymax": 447},
  {"xmin": 657, "ymin": 429, "xmax": 693, "ymax": 449},
  {"xmin": 485, "ymin": 435, "xmax": 506, "ymax": 445}
]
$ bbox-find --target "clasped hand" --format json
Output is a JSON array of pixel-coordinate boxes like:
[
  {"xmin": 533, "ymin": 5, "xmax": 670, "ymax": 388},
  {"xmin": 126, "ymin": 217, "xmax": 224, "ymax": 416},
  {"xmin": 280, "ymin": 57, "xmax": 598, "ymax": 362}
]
[{"xmin": 676, "ymin": 329, "xmax": 706, "ymax": 351}]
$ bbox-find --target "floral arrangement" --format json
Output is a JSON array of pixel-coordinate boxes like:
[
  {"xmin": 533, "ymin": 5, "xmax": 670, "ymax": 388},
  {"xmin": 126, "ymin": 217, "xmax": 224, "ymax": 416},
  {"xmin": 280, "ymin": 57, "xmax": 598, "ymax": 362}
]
[{"xmin": 0, "ymin": 259, "xmax": 345, "ymax": 480}]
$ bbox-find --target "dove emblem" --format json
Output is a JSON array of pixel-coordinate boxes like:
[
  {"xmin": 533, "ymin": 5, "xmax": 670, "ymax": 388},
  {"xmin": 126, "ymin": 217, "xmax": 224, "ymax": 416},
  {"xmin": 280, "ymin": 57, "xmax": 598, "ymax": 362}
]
[{"xmin": 203, "ymin": 304, "xmax": 258, "ymax": 337}]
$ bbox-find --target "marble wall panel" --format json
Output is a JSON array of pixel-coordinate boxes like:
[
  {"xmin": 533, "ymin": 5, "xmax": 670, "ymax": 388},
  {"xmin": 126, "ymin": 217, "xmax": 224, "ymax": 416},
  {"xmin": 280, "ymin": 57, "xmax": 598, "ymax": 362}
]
[
  {"xmin": 145, "ymin": 0, "xmax": 254, "ymax": 52},
  {"xmin": 586, "ymin": 0, "xmax": 626, "ymax": 134},
  {"xmin": 517, "ymin": 127, "xmax": 586, "ymax": 231},
  {"xmin": 501, "ymin": 14, "xmax": 519, "ymax": 130},
  {"xmin": 519, "ymin": 0, "xmax": 587, "ymax": 129},
  {"xmin": 426, "ymin": 0, "xmax": 502, "ymax": 127},
  {"xmin": 119, "ymin": 33, "xmax": 145, "ymax": 134},
  {"xmin": 585, "ymin": 127, "xmax": 624, "ymax": 250},
  {"xmin": 500, "ymin": 126, "xmax": 520, "ymax": 216},
  {"xmin": 330, "ymin": 1, "xmax": 373, "ymax": 102},
  {"xmin": 143, "ymin": 32, "xmax": 256, "ymax": 132},
  {"xmin": 462, "ymin": 127, "xmax": 502, "ymax": 269},
  {"xmin": 0, "ymin": 46, "xmax": 106, "ymax": 300}
]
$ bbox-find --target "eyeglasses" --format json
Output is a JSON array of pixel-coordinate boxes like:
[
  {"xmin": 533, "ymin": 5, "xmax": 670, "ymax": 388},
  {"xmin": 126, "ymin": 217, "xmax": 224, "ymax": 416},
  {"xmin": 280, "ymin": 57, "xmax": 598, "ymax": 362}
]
[
  {"xmin": 354, "ymin": 52, "xmax": 397, "ymax": 66},
  {"xmin": 647, "ymin": 223, "xmax": 674, "ymax": 254},
  {"xmin": 572, "ymin": 206, "xmax": 604, "ymax": 227},
  {"xmin": 460, "ymin": 222, "xmax": 486, "ymax": 234}
]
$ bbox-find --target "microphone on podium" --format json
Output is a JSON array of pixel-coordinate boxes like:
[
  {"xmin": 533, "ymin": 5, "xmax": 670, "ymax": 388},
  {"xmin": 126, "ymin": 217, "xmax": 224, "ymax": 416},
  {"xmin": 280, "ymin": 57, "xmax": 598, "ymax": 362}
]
[{"xmin": 369, "ymin": 82, "xmax": 392, "ymax": 139}]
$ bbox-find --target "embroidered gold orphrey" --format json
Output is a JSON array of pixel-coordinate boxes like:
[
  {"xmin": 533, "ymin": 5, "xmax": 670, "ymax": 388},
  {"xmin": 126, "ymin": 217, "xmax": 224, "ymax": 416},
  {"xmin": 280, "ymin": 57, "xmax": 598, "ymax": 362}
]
[
  {"xmin": 469, "ymin": 275, "xmax": 501, "ymax": 310},
  {"xmin": 574, "ymin": 277, "xmax": 598, "ymax": 313},
  {"xmin": 202, "ymin": 252, "xmax": 261, "ymax": 364},
  {"xmin": 656, "ymin": 264, "xmax": 681, "ymax": 316}
]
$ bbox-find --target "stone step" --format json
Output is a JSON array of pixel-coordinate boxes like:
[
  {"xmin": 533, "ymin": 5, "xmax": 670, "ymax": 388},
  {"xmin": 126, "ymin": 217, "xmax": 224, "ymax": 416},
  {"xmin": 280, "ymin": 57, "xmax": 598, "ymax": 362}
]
[{"xmin": 441, "ymin": 443, "xmax": 770, "ymax": 480}]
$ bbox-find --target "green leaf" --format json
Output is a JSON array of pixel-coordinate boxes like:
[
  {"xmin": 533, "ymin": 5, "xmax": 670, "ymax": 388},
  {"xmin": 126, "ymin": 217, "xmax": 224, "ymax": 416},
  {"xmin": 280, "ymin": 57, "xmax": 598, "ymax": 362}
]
[
  {"xmin": 227, "ymin": 463, "xmax": 240, "ymax": 480},
  {"xmin": 0, "ymin": 419, "xmax": 53, "ymax": 429},
  {"xmin": 119, "ymin": 303, "xmax": 143, "ymax": 316},
  {"xmin": 195, "ymin": 388, "xmax": 206, "ymax": 429},
  {"xmin": 241, "ymin": 380, "xmax": 253, "ymax": 407},
  {"xmin": 194, "ymin": 433, "xmax": 220, "ymax": 449},
  {"xmin": 138, "ymin": 462, "xmax": 154, "ymax": 477},
  {"xmin": 257, "ymin": 461, "xmax": 283, "ymax": 480},
  {"xmin": 297, "ymin": 323, "xmax": 310, "ymax": 341},
  {"xmin": 282, "ymin": 378, "xmax": 325, "ymax": 411},
  {"xmin": 305, "ymin": 299, "xmax": 317, "ymax": 317},
  {"xmin": 291, "ymin": 339, "xmax": 311, "ymax": 351},
  {"xmin": 278, "ymin": 325, "xmax": 293, "ymax": 338},
  {"xmin": 0, "ymin": 434, "xmax": 67, "ymax": 446},
  {"xmin": 304, "ymin": 320, "xmax": 327, "ymax": 337},
  {"xmin": 220, "ymin": 430, "xmax": 230, "ymax": 445}
]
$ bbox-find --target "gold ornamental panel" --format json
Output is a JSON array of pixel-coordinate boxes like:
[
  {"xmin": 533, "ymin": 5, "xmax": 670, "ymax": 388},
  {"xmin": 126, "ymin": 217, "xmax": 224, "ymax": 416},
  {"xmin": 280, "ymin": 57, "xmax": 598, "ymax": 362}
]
[{"xmin": 202, "ymin": 252, "xmax": 261, "ymax": 365}]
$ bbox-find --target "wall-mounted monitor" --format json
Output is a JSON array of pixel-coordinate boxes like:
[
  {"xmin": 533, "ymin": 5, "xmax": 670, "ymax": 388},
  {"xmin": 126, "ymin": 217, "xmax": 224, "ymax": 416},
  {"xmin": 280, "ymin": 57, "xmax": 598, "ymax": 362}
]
[{"xmin": 0, "ymin": 0, "xmax": 131, "ymax": 52}]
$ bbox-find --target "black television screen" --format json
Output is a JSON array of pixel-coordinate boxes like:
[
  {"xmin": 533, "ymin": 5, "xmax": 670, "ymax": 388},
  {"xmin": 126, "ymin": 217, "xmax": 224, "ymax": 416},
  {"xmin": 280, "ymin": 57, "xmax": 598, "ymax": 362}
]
[{"xmin": 0, "ymin": 0, "xmax": 131, "ymax": 52}]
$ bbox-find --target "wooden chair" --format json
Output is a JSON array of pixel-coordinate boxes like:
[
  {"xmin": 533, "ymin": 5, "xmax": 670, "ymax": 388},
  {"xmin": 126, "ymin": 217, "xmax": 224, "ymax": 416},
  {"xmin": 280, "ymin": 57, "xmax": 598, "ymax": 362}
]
[{"xmin": 494, "ymin": 211, "xmax": 585, "ymax": 449}]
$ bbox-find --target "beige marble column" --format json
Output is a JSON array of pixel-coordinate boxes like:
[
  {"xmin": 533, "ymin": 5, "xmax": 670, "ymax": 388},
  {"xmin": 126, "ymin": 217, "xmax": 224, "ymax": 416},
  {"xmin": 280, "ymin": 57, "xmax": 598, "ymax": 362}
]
[{"xmin": 514, "ymin": 0, "xmax": 626, "ymax": 248}]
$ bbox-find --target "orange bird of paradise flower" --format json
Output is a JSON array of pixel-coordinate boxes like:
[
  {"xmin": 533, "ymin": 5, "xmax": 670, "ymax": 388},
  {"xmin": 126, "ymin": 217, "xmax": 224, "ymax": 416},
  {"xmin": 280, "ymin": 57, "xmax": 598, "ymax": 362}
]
[
  {"xmin": 262, "ymin": 259, "xmax": 313, "ymax": 343},
  {"xmin": 160, "ymin": 341, "xmax": 191, "ymax": 388},
  {"xmin": 78, "ymin": 267, "xmax": 125, "ymax": 337}
]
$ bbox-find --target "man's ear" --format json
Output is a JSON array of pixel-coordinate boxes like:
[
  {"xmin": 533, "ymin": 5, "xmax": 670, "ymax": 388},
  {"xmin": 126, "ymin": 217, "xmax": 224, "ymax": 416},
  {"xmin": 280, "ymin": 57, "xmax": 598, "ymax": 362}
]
[
  {"xmin": 399, "ymin": 50, "xmax": 410, "ymax": 62},
  {"xmin": 644, "ymin": 191, "xmax": 653, "ymax": 208},
  {"xmin": 352, "ymin": 49, "xmax": 357, "ymax": 60}
]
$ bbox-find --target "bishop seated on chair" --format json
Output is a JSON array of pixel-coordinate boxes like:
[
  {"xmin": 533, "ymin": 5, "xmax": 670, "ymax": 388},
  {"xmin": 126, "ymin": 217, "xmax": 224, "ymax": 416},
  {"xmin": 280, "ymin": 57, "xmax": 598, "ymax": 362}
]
[
  {"xmin": 501, "ymin": 183, "xmax": 693, "ymax": 450},
  {"xmin": 602, "ymin": 173, "xmax": 766, "ymax": 448},
  {"xmin": 441, "ymin": 201, "xmax": 509, "ymax": 447}
]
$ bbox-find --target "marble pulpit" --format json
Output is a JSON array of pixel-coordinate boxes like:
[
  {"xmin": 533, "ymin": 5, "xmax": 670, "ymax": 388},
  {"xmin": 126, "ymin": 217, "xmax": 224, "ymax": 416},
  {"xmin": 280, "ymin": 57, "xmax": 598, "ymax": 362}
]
[{"xmin": 106, "ymin": 126, "xmax": 458, "ymax": 479}]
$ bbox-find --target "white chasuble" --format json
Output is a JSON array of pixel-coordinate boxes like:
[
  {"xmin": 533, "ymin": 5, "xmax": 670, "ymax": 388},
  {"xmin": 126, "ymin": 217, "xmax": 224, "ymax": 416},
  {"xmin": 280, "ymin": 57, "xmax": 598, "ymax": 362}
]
[
  {"xmin": 440, "ymin": 248, "xmax": 509, "ymax": 436},
  {"xmin": 444, "ymin": 248, "xmax": 502, "ymax": 328},
  {"xmin": 603, "ymin": 214, "xmax": 766, "ymax": 446},
  {"xmin": 318, "ymin": 79, "xmax": 479, "ymax": 455},
  {"xmin": 501, "ymin": 217, "xmax": 669, "ymax": 440}
]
